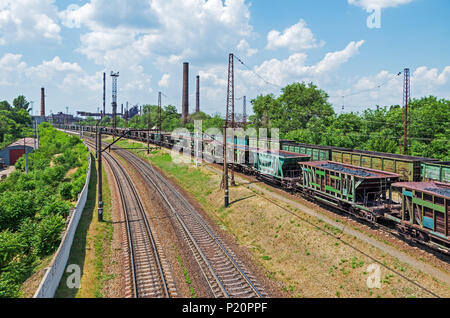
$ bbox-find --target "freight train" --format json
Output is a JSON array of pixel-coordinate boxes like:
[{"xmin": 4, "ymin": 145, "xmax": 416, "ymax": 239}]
[{"xmin": 60, "ymin": 125, "xmax": 450, "ymax": 254}]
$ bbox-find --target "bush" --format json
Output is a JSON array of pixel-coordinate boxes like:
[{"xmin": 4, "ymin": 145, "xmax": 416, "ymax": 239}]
[
  {"xmin": 0, "ymin": 231, "xmax": 26, "ymax": 268},
  {"xmin": 0, "ymin": 192, "xmax": 36, "ymax": 232},
  {"xmin": 34, "ymin": 215, "xmax": 65, "ymax": 257},
  {"xmin": 59, "ymin": 183, "xmax": 73, "ymax": 200},
  {"xmin": 40, "ymin": 201, "xmax": 71, "ymax": 219}
]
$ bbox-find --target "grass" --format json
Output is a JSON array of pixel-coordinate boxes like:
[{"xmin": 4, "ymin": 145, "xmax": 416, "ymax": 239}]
[
  {"xmin": 55, "ymin": 155, "xmax": 114, "ymax": 298},
  {"xmin": 174, "ymin": 245, "xmax": 197, "ymax": 298}
]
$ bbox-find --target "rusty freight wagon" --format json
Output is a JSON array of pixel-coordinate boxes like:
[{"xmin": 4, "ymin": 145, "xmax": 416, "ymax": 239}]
[
  {"xmin": 389, "ymin": 182, "xmax": 449, "ymax": 252},
  {"xmin": 299, "ymin": 161, "xmax": 401, "ymax": 222},
  {"xmin": 331, "ymin": 148, "xmax": 437, "ymax": 182}
]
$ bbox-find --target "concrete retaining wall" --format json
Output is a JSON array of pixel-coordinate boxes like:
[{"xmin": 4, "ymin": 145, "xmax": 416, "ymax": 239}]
[{"xmin": 33, "ymin": 151, "xmax": 92, "ymax": 298}]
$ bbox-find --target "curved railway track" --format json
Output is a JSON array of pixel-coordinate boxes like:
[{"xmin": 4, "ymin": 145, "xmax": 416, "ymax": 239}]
[
  {"xmin": 85, "ymin": 140, "xmax": 176, "ymax": 298},
  {"xmin": 113, "ymin": 148, "xmax": 265, "ymax": 298}
]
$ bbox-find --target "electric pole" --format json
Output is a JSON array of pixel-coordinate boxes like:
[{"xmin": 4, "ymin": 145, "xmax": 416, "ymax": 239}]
[
  {"xmin": 147, "ymin": 105, "xmax": 151, "ymax": 154},
  {"xmin": 111, "ymin": 71, "xmax": 119, "ymax": 149},
  {"xmin": 401, "ymin": 68, "xmax": 410, "ymax": 155},
  {"xmin": 158, "ymin": 92, "xmax": 162, "ymax": 148},
  {"xmin": 223, "ymin": 53, "xmax": 235, "ymax": 207}
]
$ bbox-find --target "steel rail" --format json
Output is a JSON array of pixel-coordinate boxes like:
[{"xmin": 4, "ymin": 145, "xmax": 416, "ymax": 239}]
[
  {"xmin": 116, "ymin": 148, "xmax": 263, "ymax": 298},
  {"xmin": 85, "ymin": 139, "xmax": 170, "ymax": 298}
]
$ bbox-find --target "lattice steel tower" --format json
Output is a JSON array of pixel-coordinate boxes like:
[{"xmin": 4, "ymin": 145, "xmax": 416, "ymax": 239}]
[
  {"xmin": 401, "ymin": 68, "xmax": 410, "ymax": 155},
  {"xmin": 222, "ymin": 53, "xmax": 235, "ymax": 206},
  {"xmin": 111, "ymin": 71, "xmax": 119, "ymax": 131}
]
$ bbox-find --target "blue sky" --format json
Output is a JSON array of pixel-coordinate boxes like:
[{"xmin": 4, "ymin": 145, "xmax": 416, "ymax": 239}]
[{"xmin": 0, "ymin": 0, "xmax": 449, "ymax": 117}]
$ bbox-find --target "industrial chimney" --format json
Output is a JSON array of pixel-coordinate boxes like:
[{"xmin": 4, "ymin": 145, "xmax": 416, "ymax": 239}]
[
  {"xmin": 196, "ymin": 75, "xmax": 200, "ymax": 113},
  {"xmin": 182, "ymin": 62, "xmax": 189, "ymax": 123},
  {"xmin": 40, "ymin": 87, "xmax": 45, "ymax": 117}
]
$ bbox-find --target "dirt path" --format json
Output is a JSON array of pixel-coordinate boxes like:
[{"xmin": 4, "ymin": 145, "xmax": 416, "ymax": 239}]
[{"xmin": 204, "ymin": 165, "xmax": 450, "ymax": 286}]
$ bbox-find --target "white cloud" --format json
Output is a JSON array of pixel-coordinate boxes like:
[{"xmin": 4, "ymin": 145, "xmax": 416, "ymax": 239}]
[
  {"xmin": 0, "ymin": 0, "xmax": 61, "ymax": 45},
  {"xmin": 250, "ymin": 40, "xmax": 365, "ymax": 86},
  {"xmin": 0, "ymin": 53, "xmax": 28, "ymax": 86},
  {"xmin": 329, "ymin": 66, "xmax": 450, "ymax": 111},
  {"xmin": 197, "ymin": 40, "xmax": 365, "ymax": 113},
  {"xmin": 348, "ymin": 0, "xmax": 413, "ymax": 10},
  {"xmin": 313, "ymin": 40, "xmax": 365, "ymax": 74},
  {"xmin": 266, "ymin": 19, "xmax": 324, "ymax": 51},
  {"xmin": 26, "ymin": 56, "xmax": 83, "ymax": 81},
  {"xmin": 237, "ymin": 39, "xmax": 257, "ymax": 57},
  {"xmin": 158, "ymin": 74, "xmax": 171, "ymax": 88},
  {"xmin": 61, "ymin": 0, "xmax": 253, "ymax": 67}
]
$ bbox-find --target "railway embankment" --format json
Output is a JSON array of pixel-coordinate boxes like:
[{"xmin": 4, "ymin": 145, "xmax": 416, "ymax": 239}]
[{"xmin": 112, "ymin": 138, "xmax": 450, "ymax": 298}]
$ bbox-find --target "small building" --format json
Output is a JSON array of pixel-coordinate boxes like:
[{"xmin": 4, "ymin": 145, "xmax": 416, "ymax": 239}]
[{"xmin": 0, "ymin": 138, "xmax": 36, "ymax": 166}]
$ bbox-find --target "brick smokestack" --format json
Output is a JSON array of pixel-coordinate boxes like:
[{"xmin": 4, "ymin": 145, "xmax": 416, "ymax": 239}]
[
  {"xmin": 196, "ymin": 75, "xmax": 200, "ymax": 113},
  {"xmin": 182, "ymin": 62, "xmax": 189, "ymax": 123},
  {"xmin": 40, "ymin": 87, "xmax": 45, "ymax": 116}
]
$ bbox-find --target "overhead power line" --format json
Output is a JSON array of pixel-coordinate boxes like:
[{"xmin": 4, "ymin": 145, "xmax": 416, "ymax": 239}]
[
  {"xmin": 329, "ymin": 71, "xmax": 403, "ymax": 99},
  {"xmin": 233, "ymin": 54, "xmax": 283, "ymax": 89}
]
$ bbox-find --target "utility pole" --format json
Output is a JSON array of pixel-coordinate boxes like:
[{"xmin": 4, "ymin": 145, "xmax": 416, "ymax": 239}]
[
  {"xmin": 243, "ymin": 96, "xmax": 247, "ymax": 126},
  {"xmin": 401, "ymin": 68, "xmax": 410, "ymax": 155},
  {"xmin": 102, "ymin": 72, "xmax": 106, "ymax": 119},
  {"xmin": 97, "ymin": 123, "xmax": 103, "ymax": 221},
  {"xmin": 223, "ymin": 53, "xmax": 235, "ymax": 207},
  {"xmin": 125, "ymin": 101, "xmax": 129, "ymax": 128},
  {"xmin": 24, "ymin": 138, "xmax": 28, "ymax": 174},
  {"xmin": 147, "ymin": 105, "xmax": 151, "ymax": 154},
  {"xmin": 111, "ymin": 71, "xmax": 119, "ymax": 149},
  {"xmin": 36, "ymin": 120, "xmax": 39, "ymax": 149},
  {"xmin": 158, "ymin": 92, "xmax": 162, "ymax": 148}
]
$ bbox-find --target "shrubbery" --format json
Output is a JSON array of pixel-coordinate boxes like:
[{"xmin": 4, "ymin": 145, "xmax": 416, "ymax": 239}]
[{"xmin": 0, "ymin": 123, "xmax": 89, "ymax": 297}]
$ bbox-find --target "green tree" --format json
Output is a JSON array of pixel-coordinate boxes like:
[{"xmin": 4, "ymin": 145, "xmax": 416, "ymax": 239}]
[{"xmin": 12, "ymin": 96, "xmax": 30, "ymax": 112}]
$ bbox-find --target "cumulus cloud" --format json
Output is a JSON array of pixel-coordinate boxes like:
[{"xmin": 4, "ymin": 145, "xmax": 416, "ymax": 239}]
[
  {"xmin": 0, "ymin": 0, "xmax": 61, "ymax": 45},
  {"xmin": 237, "ymin": 40, "xmax": 258, "ymax": 57},
  {"xmin": 196, "ymin": 40, "xmax": 365, "ymax": 113},
  {"xmin": 26, "ymin": 57, "xmax": 83, "ymax": 81},
  {"xmin": 250, "ymin": 40, "xmax": 365, "ymax": 86},
  {"xmin": 266, "ymin": 19, "xmax": 324, "ymax": 51},
  {"xmin": 0, "ymin": 53, "xmax": 28, "ymax": 86},
  {"xmin": 348, "ymin": 0, "xmax": 413, "ymax": 10},
  {"xmin": 158, "ymin": 73, "xmax": 171, "ymax": 88},
  {"xmin": 328, "ymin": 66, "xmax": 450, "ymax": 111},
  {"xmin": 60, "ymin": 0, "xmax": 253, "ymax": 67}
]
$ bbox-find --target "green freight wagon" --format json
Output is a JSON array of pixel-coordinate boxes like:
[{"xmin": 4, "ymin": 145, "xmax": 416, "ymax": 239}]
[
  {"xmin": 391, "ymin": 182, "xmax": 449, "ymax": 250},
  {"xmin": 249, "ymin": 137, "xmax": 279, "ymax": 151},
  {"xmin": 331, "ymin": 148, "xmax": 438, "ymax": 182},
  {"xmin": 280, "ymin": 140, "xmax": 332, "ymax": 161},
  {"xmin": 252, "ymin": 149, "xmax": 310, "ymax": 179},
  {"xmin": 422, "ymin": 162, "xmax": 450, "ymax": 183}
]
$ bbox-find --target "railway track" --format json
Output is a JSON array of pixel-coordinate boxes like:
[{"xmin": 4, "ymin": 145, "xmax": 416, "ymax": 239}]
[
  {"xmin": 112, "ymin": 147, "xmax": 266, "ymax": 298},
  {"xmin": 85, "ymin": 140, "xmax": 176, "ymax": 298}
]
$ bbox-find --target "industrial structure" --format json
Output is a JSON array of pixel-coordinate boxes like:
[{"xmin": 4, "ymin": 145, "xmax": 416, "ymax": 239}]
[
  {"xmin": 111, "ymin": 71, "xmax": 120, "ymax": 131},
  {"xmin": 40, "ymin": 87, "xmax": 45, "ymax": 117},
  {"xmin": 196, "ymin": 75, "xmax": 200, "ymax": 113},
  {"xmin": 0, "ymin": 138, "xmax": 36, "ymax": 166},
  {"xmin": 182, "ymin": 62, "xmax": 189, "ymax": 123}
]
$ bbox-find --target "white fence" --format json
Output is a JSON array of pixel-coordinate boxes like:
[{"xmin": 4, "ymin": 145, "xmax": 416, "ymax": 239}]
[{"xmin": 33, "ymin": 151, "xmax": 92, "ymax": 298}]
